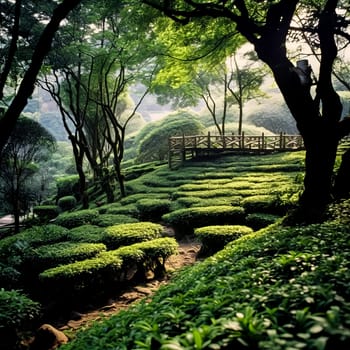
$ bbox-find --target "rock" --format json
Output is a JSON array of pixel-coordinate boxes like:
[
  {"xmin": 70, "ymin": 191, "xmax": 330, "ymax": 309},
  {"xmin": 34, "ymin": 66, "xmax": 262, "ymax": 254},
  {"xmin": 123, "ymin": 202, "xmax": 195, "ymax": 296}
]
[{"xmin": 29, "ymin": 324, "xmax": 68, "ymax": 350}]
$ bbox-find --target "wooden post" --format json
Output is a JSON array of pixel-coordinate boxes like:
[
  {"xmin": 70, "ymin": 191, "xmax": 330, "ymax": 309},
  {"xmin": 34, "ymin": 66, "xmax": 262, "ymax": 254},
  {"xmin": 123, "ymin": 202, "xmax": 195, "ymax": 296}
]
[
  {"xmin": 181, "ymin": 133, "xmax": 186, "ymax": 162},
  {"xmin": 261, "ymin": 132, "xmax": 264, "ymax": 150},
  {"xmin": 207, "ymin": 131, "xmax": 211, "ymax": 149},
  {"xmin": 241, "ymin": 131, "xmax": 245, "ymax": 149}
]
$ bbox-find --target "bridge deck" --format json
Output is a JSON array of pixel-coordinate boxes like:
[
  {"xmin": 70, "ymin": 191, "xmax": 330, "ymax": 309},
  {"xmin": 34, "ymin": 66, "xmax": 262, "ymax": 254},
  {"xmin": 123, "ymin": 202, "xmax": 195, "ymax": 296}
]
[{"xmin": 168, "ymin": 132, "xmax": 304, "ymax": 168}]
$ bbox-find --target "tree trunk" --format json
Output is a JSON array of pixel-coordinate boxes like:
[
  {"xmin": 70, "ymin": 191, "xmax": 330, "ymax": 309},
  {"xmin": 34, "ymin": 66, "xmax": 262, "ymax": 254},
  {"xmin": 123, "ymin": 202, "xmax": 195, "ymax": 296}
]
[{"xmin": 333, "ymin": 148, "xmax": 350, "ymax": 199}]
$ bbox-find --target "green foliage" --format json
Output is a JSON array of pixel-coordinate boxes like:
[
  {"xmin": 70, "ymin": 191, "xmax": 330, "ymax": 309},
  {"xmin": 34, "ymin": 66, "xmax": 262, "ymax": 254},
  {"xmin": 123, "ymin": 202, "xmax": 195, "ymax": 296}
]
[
  {"xmin": 60, "ymin": 219, "xmax": 350, "ymax": 350},
  {"xmin": 241, "ymin": 194, "xmax": 291, "ymax": 215},
  {"xmin": 57, "ymin": 195, "xmax": 77, "ymax": 212},
  {"xmin": 103, "ymin": 222, "xmax": 163, "ymax": 249},
  {"xmin": 54, "ymin": 209, "xmax": 100, "ymax": 229},
  {"xmin": 99, "ymin": 203, "xmax": 140, "ymax": 217},
  {"xmin": 162, "ymin": 206, "xmax": 245, "ymax": 236},
  {"xmin": 136, "ymin": 110, "xmax": 205, "ymax": 163},
  {"xmin": 245, "ymin": 212, "xmax": 281, "ymax": 230},
  {"xmin": 39, "ymin": 254, "xmax": 123, "ymax": 301},
  {"xmin": 27, "ymin": 242, "xmax": 106, "ymax": 271},
  {"xmin": 32, "ymin": 205, "xmax": 59, "ymax": 222},
  {"xmin": 136, "ymin": 198, "xmax": 172, "ymax": 220},
  {"xmin": 0, "ymin": 289, "xmax": 41, "ymax": 348},
  {"xmin": 0, "ymin": 224, "xmax": 69, "ymax": 259},
  {"xmin": 195, "ymin": 225, "xmax": 253, "ymax": 255},
  {"xmin": 68, "ymin": 225, "xmax": 106, "ymax": 243},
  {"xmin": 56, "ymin": 175, "xmax": 79, "ymax": 199},
  {"xmin": 92, "ymin": 214, "xmax": 138, "ymax": 227}
]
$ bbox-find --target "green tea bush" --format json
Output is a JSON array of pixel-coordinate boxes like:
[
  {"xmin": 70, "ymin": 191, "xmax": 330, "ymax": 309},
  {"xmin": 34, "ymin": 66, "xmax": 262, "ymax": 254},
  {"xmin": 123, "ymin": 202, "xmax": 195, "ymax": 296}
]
[
  {"xmin": 100, "ymin": 203, "xmax": 139, "ymax": 217},
  {"xmin": 101, "ymin": 237, "xmax": 178, "ymax": 280},
  {"xmin": 173, "ymin": 188, "xmax": 237, "ymax": 199},
  {"xmin": 136, "ymin": 198, "xmax": 172, "ymax": 220},
  {"xmin": 0, "ymin": 225, "xmax": 69, "ymax": 259},
  {"xmin": 32, "ymin": 205, "xmax": 59, "ymax": 222},
  {"xmin": 68, "ymin": 225, "xmax": 106, "ymax": 243},
  {"xmin": 245, "ymin": 212, "xmax": 281, "ymax": 230},
  {"xmin": 92, "ymin": 214, "xmax": 138, "ymax": 227},
  {"xmin": 162, "ymin": 206, "xmax": 245, "ymax": 236},
  {"xmin": 27, "ymin": 242, "xmax": 106, "ymax": 271},
  {"xmin": 54, "ymin": 209, "xmax": 99, "ymax": 228},
  {"xmin": 39, "ymin": 254, "xmax": 123, "ymax": 302},
  {"xmin": 241, "ymin": 194, "xmax": 288, "ymax": 215},
  {"xmin": 103, "ymin": 222, "xmax": 163, "ymax": 249},
  {"xmin": 56, "ymin": 175, "xmax": 79, "ymax": 199},
  {"xmin": 0, "ymin": 289, "xmax": 41, "ymax": 349},
  {"xmin": 57, "ymin": 195, "xmax": 77, "ymax": 212},
  {"xmin": 195, "ymin": 225, "xmax": 253, "ymax": 255}
]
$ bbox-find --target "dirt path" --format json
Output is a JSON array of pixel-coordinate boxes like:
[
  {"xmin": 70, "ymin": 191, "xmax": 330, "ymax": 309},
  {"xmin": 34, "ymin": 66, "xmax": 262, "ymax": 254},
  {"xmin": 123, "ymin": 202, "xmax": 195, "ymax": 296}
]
[{"xmin": 57, "ymin": 240, "xmax": 201, "ymax": 333}]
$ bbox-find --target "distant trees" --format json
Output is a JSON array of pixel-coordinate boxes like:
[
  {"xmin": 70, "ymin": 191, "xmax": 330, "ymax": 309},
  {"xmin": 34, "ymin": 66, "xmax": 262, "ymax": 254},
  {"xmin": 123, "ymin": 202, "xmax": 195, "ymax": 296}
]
[
  {"xmin": 0, "ymin": 0, "xmax": 82, "ymax": 155},
  {"xmin": 0, "ymin": 117, "xmax": 56, "ymax": 232},
  {"xmin": 136, "ymin": 111, "xmax": 205, "ymax": 163}
]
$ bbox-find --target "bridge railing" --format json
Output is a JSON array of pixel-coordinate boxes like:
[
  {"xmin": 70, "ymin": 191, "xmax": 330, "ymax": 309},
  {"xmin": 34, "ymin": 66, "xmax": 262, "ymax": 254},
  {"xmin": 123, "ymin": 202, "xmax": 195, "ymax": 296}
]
[{"xmin": 168, "ymin": 132, "xmax": 304, "ymax": 168}]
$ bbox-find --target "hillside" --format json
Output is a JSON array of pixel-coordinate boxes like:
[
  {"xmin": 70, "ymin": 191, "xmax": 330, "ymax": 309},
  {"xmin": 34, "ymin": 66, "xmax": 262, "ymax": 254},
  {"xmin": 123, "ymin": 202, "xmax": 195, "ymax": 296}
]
[{"xmin": 2, "ymin": 150, "xmax": 350, "ymax": 349}]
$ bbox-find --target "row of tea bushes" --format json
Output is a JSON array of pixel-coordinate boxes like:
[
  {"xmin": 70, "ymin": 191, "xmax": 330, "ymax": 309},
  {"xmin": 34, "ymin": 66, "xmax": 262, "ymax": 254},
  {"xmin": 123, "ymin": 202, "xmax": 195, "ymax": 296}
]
[
  {"xmin": 38, "ymin": 237, "xmax": 178, "ymax": 304},
  {"xmin": 162, "ymin": 206, "xmax": 245, "ymax": 236},
  {"xmin": 194, "ymin": 225, "xmax": 254, "ymax": 255}
]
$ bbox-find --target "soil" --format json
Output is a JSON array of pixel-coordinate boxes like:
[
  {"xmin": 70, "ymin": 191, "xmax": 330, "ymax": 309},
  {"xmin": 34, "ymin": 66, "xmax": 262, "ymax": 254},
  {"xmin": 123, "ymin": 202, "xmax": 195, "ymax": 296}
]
[{"xmin": 53, "ymin": 239, "xmax": 202, "ymax": 334}]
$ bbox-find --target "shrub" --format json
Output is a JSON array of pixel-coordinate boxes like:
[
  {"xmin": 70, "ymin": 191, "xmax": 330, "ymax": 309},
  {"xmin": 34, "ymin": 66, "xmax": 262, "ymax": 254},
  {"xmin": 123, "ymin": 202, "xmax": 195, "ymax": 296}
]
[
  {"xmin": 32, "ymin": 205, "xmax": 59, "ymax": 222},
  {"xmin": 39, "ymin": 254, "xmax": 123, "ymax": 302},
  {"xmin": 0, "ymin": 289, "xmax": 41, "ymax": 349},
  {"xmin": 162, "ymin": 206, "xmax": 245, "ymax": 236},
  {"xmin": 27, "ymin": 242, "xmax": 107, "ymax": 271},
  {"xmin": 92, "ymin": 214, "xmax": 138, "ymax": 227},
  {"xmin": 100, "ymin": 203, "xmax": 139, "ymax": 217},
  {"xmin": 68, "ymin": 225, "xmax": 106, "ymax": 243},
  {"xmin": 103, "ymin": 222, "xmax": 163, "ymax": 249},
  {"xmin": 241, "ymin": 194, "xmax": 288, "ymax": 215},
  {"xmin": 195, "ymin": 225, "xmax": 253, "ymax": 255},
  {"xmin": 0, "ymin": 225, "xmax": 69, "ymax": 259},
  {"xmin": 54, "ymin": 209, "xmax": 99, "ymax": 228},
  {"xmin": 57, "ymin": 196, "xmax": 77, "ymax": 212},
  {"xmin": 173, "ymin": 188, "xmax": 236, "ymax": 199},
  {"xmin": 56, "ymin": 175, "xmax": 79, "ymax": 199},
  {"xmin": 136, "ymin": 198, "xmax": 172, "ymax": 220},
  {"xmin": 245, "ymin": 212, "xmax": 281, "ymax": 230}
]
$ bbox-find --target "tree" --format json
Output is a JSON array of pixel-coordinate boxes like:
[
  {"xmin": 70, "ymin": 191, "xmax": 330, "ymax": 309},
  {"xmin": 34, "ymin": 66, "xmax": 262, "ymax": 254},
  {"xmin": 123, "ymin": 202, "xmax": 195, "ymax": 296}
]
[
  {"xmin": 144, "ymin": 0, "xmax": 350, "ymax": 219},
  {"xmin": 0, "ymin": 0, "xmax": 82, "ymax": 156},
  {"xmin": 41, "ymin": 1, "xmax": 158, "ymax": 201},
  {"xmin": 0, "ymin": 117, "xmax": 56, "ymax": 232}
]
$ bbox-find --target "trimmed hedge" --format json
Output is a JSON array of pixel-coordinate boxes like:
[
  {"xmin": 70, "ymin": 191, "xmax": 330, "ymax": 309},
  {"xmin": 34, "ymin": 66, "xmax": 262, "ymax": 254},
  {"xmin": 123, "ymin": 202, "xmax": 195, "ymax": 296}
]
[
  {"xmin": 39, "ymin": 254, "xmax": 123, "ymax": 302},
  {"xmin": 136, "ymin": 198, "xmax": 172, "ymax": 220},
  {"xmin": 162, "ymin": 206, "xmax": 245, "ymax": 236},
  {"xmin": 195, "ymin": 225, "xmax": 253, "ymax": 255},
  {"xmin": 33, "ymin": 205, "xmax": 59, "ymax": 222},
  {"xmin": 27, "ymin": 242, "xmax": 107, "ymax": 271},
  {"xmin": 241, "ymin": 194, "xmax": 287, "ymax": 215},
  {"xmin": 57, "ymin": 196, "xmax": 77, "ymax": 212},
  {"xmin": 0, "ymin": 224, "xmax": 69, "ymax": 259},
  {"xmin": 68, "ymin": 225, "xmax": 106, "ymax": 243},
  {"xmin": 103, "ymin": 222, "xmax": 163, "ymax": 249},
  {"xmin": 92, "ymin": 214, "xmax": 138, "ymax": 227},
  {"xmin": 54, "ymin": 209, "xmax": 99, "ymax": 228},
  {"xmin": 245, "ymin": 212, "xmax": 281, "ymax": 230}
]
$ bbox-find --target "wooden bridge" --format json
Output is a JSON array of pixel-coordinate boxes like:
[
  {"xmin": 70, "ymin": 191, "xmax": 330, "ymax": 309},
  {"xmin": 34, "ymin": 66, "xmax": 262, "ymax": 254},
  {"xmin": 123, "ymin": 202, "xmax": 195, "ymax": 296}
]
[{"xmin": 168, "ymin": 132, "xmax": 304, "ymax": 168}]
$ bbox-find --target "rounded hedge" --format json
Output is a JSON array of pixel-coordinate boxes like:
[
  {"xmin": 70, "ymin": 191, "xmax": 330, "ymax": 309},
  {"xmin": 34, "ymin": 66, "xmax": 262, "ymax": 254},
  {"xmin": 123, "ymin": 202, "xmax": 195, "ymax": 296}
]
[
  {"xmin": 57, "ymin": 196, "xmax": 77, "ymax": 212},
  {"xmin": 195, "ymin": 225, "xmax": 253, "ymax": 255},
  {"xmin": 162, "ymin": 206, "xmax": 245, "ymax": 236},
  {"xmin": 54, "ymin": 209, "xmax": 99, "ymax": 228}
]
